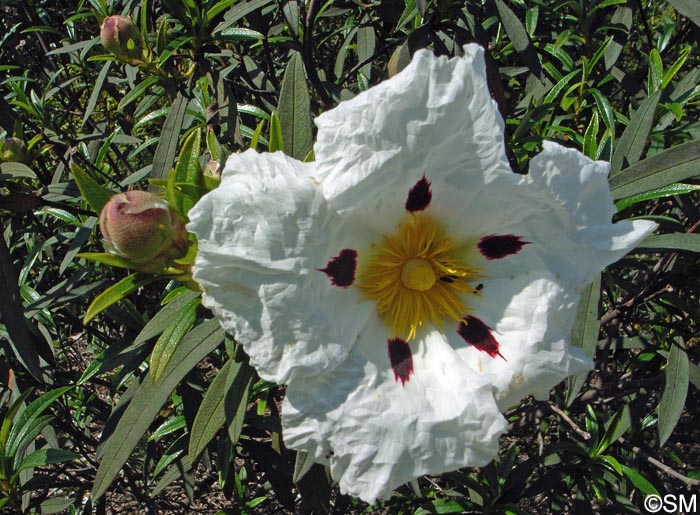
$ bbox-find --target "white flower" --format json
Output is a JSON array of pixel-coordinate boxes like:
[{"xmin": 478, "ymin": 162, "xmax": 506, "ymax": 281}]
[{"xmin": 187, "ymin": 44, "xmax": 656, "ymax": 504}]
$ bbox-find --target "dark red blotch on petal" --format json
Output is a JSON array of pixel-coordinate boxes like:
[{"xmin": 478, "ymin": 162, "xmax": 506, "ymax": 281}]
[
  {"xmin": 457, "ymin": 315, "xmax": 505, "ymax": 359},
  {"xmin": 318, "ymin": 249, "xmax": 357, "ymax": 288},
  {"xmin": 405, "ymin": 176, "xmax": 432, "ymax": 212},
  {"xmin": 478, "ymin": 234, "xmax": 530, "ymax": 260},
  {"xmin": 388, "ymin": 337, "xmax": 414, "ymax": 386}
]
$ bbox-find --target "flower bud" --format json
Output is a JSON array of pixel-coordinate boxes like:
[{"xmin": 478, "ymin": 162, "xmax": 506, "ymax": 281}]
[
  {"xmin": 99, "ymin": 190, "xmax": 188, "ymax": 265},
  {"xmin": 1, "ymin": 137, "xmax": 27, "ymax": 163},
  {"xmin": 100, "ymin": 15, "xmax": 145, "ymax": 63}
]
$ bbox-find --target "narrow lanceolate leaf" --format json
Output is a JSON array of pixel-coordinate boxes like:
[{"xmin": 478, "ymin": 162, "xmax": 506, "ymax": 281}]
[
  {"xmin": 83, "ymin": 61, "xmax": 112, "ymax": 127},
  {"xmin": 620, "ymin": 464, "xmax": 659, "ymax": 496},
  {"xmin": 0, "ymin": 237, "xmax": 43, "ymax": 381},
  {"xmin": 494, "ymin": 0, "xmax": 544, "ymax": 81},
  {"xmin": 189, "ymin": 359, "xmax": 245, "ymax": 462},
  {"xmin": 92, "ymin": 319, "xmax": 225, "ymax": 500},
  {"xmin": 356, "ymin": 22, "xmax": 376, "ymax": 81},
  {"xmin": 135, "ymin": 290, "xmax": 201, "ymax": 345},
  {"xmin": 149, "ymin": 294, "xmax": 199, "ymax": 383},
  {"xmin": 14, "ymin": 449, "xmax": 79, "ymax": 475},
  {"xmin": 565, "ymin": 275, "xmax": 600, "ymax": 406},
  {"xmin": 70, "ymin": 162, "xmax": 112, "ymax": 214},
  {"xmin": 6, "ymin": 386, "xmax": 72, "ymax": 456},
  {"xmin": 658, "ymin": 337, "xmax": 689, "ymax": 447},
  {"xmin": 277, "ymin": 52, "xmax": 312, "ymax": 161},
  {"xmin": 583, "ymin": 111, "xmax": 599, "ymax": 159},
  {"xmin": 83, "ymin": 274, "xmax": 158, "ymax": 324},
  {"xmin": 589, "ymin": 89, "xmax": 615, "ymax": 135},
  {"xmin": 77, "ymin": 252, "xmax": 140, "ymax": 270},
  {"xmin": 268, "ymin": 111, "xmax": 284, "ymax": 153},
  {"xmin": 615, "ymin": 182, "xmax": 700, "ymax": 211},
  {"xmin": 609, "ymin": 90, "xmax": 661, "ymax": 175},
  {"xmin": 226, "ymin": 362, "xmax": 254, "ymax": 445},
  {"xmin": 169, "ymin": 128, "xmax": 203, "ymax": 214},
  {"xmin": 152, "ymin": 92, "xmax": 189, "ymax": 183},
  {"xmin": 632, "ymin": 234, "xmax": 700, "ymax": 253},
  {"xmin": 610, "ymin": 139, "xmax": 700, "ymax": 199}
]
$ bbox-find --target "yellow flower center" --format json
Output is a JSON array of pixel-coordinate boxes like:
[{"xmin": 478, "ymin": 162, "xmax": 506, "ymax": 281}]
[
  {"xmin": 401, "ymin": 258, "xmax": 436, "ymax": 291},
  {"xmin": 356, "ymin": 214, "xmax": 481, "ymax": 340}
]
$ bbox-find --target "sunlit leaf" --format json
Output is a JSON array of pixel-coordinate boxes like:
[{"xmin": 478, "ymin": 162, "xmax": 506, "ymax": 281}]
[
  {"xmin": 658, "ymin": 337, "xmax": 689, "ymax": 447},
  {"xmin": 92, "ymin": 319, "xmax": 225, "ymax": 500},
  {"xmin": 278, "ymin": 52, "xmax": 312, "ymax": 161}
]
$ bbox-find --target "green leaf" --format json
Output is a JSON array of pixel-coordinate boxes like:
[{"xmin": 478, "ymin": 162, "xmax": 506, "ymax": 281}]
[
  {"xmin": 356, "ymin": 22, "xmax": 375, "ymax": 81},
  {"xmin": 661, "ymin": 47, "xmax": 691, "ymax": 90},
  {"xmin": 609, "ymin": 140, "xmax": 700, "ymax": 199},
  {"xmin": 148, "ymin": 415, "xmax": 187, "ymax": 442},
  {"xmin": 14, "ymin": 449, "xmax": 78, "ymax": 475},
  {"xmin": 225, "ymin": 362, "xmax": 254, "ymax": 445},
  {"xmin": 277, "ymin": 52, "xmax": 312, "ymax": 161},
  {"xmin": 217, "ymin": 27, "xmax": 264, "ymax": 41},
  {"xmin": 658, "ymin": 337, "xmax": 689, "ymax": 447},
  {"xmin": 610, "ymin": 90, "xmax": 661, "ymax": 174},
  {"xmin": 149, "ymin": 294, "xmax": 199, "ymax": 383},
  {"xmin": 632, "ymin": 234, "xmax": 700, "ymax": 253},
  {"xmin": 83, "ymin": 274, "xmax": 158, "ymax": 324},
  {"xmin": 615, "ymin": 182, "xmax": 700, "ymax": 211},
  {"xmin": 134, "ymin": 290, "xmax": 201, "ymax": 345},
  {"xmin": 620, "ymin": 464, "xmax": 659, "ymax": 495},
  {"xmin": 268, "ymin": 111, "xmax": 284, "ymax": 153},
  {"xmin": 91, "ymin": 319, "xmax": 225, "ymax": 500},
  {"xmin": 189, "ymin": 359, "xmax": 237, "ymax": 462},
  {"xmin": 647, "ymin": 49, "xmax": 664, "ymax": 92},
  {"xmin": 598, "ymin": 405, "xmax": 632, "ymax": 454},
  {"xmin": 0, "ymin": 389, "xmax": 33, "ymax": 450},
  {"xmin": 77, "ymin": 252, "xmax": 140, "ymax": 270},
  {"xmin": 583, "ymin": 111, "xmax": 599, "ymax": 159},
  {"xmin": 0, "ymin": 237, "xmax": 44, "ymax": 381},
  {"xmin": 82, "ymin": 61, "xmax": 112, "ymax": 127},
  {"xmin": 566, "ymin": 276, "xmax": 600, "ymax": 406},
  {"xmin": 0, "ymin": 162, "xmax": 37, "ymax": 179},
  {"xmin": 6, "ymin": 386, "xmax": 72, "ymax": 457},
  {"xmin": 152, "ymin": 92, "xmax": 189, "ymax": 183},
  {"xmin": 169, "ymin": 128, "xmax": 203, "ymax": 214},
  {"xmin": 494, "ymin": 0, "xmax": 544, "ymax": 81},
  {"xmin": 70, "ymin": 162, "xmax": 112, "ymax": 214},
  {"xmin": 589, "ymin": 88, "xmax": 616, "ymax": 135},
  {"xmin": 118, "ymin": 77, "xmax": 160, "ymax": 112}
]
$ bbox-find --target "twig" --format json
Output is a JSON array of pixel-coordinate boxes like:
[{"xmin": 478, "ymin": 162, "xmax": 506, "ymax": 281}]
[
  {"xmin": 549, "ymin": 404, "xmax": 591, "ymax": 440},
  {"xmin": 619, "ymin": 438, "xmax": 700, "ymax": 487}
]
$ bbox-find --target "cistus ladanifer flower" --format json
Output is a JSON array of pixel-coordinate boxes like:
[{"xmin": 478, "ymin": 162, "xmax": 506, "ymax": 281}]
[
  {"xmin": 99, "ymin": 190, "xmax": 187, "ymax": 266},
  {"xmin": 99, "ymin": 15, "xmax": 145, "ymax": 63},
  {"xmin": 187, "ymin": 45, "xmax": 657, "ymax": 503}
]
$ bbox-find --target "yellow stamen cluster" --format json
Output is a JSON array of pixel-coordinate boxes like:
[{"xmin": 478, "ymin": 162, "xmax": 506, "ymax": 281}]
[{"xmin": 356, "ymin": 214, "xmax": 480, "ymax": 340}]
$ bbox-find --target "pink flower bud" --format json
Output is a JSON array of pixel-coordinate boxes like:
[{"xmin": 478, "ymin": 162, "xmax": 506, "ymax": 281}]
[
  {"xmin": 1, "ymin": 137, "xmax": 27, "ymax": 163},
  {"xmin": 100, "ymin": 15, "xmax": 145, "ymax": 62},
  {"xmin": 99, "ymin": 191, "xmax": 188, "ymax": 265}
]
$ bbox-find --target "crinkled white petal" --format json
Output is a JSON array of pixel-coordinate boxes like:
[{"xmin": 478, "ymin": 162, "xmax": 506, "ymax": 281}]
[
  {"xmin": 443, "ymin": 142, "xmax": 656, "ymax": 409},
  {"xmin": 282, "ymin": 316, "xmax": 507, "ymax": 504},
  {"xmin": 313, "ymin": 44, "xmax": 511, "ymax": 232},
  {"xmin": 187, "ymin": 150, "xmax": 373, "ymax": 383}
]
